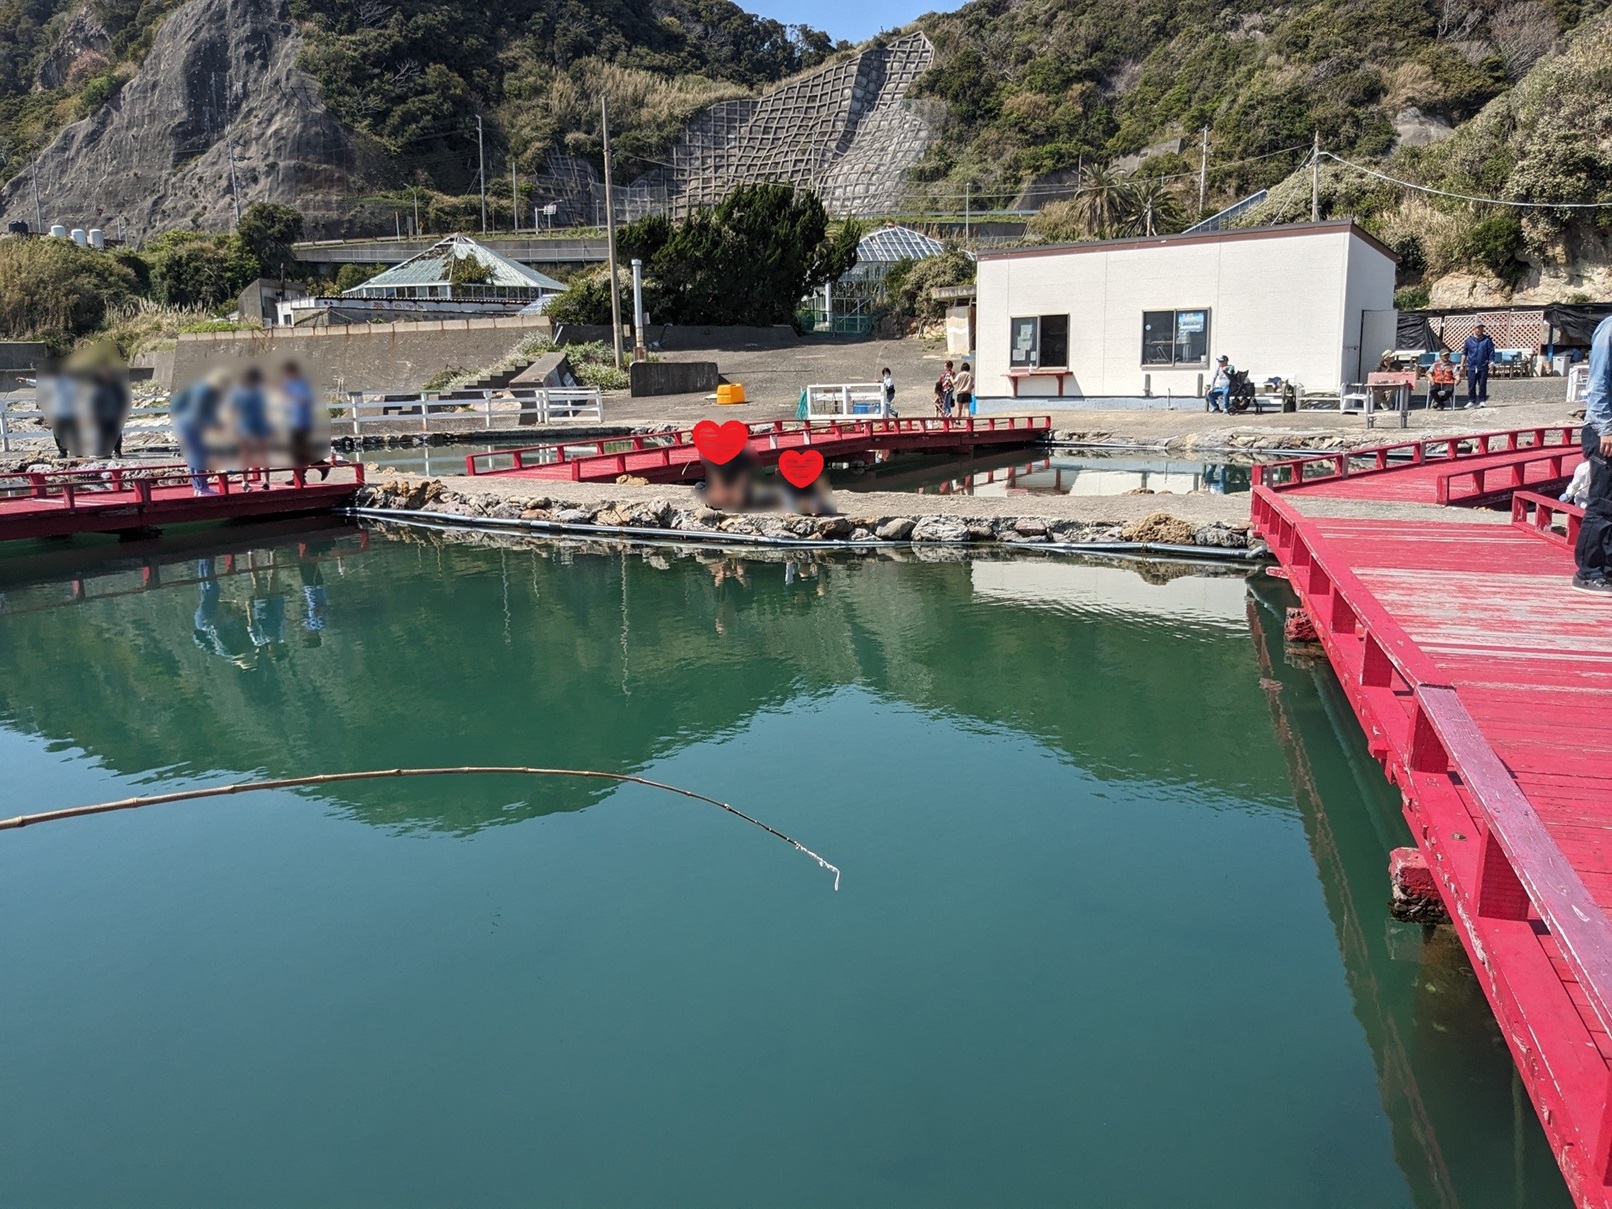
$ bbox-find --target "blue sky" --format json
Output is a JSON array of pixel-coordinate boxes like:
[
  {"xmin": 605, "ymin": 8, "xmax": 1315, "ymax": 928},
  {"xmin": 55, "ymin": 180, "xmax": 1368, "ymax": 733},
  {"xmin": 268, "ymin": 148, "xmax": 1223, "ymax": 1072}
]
[{"xmin": 745, "ymin": 0, "xmax": 945, "ymax": 44}]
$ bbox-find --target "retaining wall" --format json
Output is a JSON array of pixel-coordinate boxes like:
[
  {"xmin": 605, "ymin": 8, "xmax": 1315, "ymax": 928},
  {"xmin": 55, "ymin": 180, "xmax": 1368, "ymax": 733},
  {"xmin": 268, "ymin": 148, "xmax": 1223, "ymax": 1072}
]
[
  {"xmin": 142, "ymin": 314, "xmax": 553, "ymax": 394},
  {"xmin": 630, "ymin": 360, "xmax": 719, "ymax": 397}
]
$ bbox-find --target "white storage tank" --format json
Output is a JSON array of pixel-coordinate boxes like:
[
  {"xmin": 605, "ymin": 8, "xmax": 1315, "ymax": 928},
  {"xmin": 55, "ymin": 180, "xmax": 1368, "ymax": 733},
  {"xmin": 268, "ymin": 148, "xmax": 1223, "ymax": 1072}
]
[
  {"xmin": 49, "ymin": 224, "xmax": 67, "ymax": 238},
  {"xmin": 88, "ymin": 228, "xmax": 105, "ymax": 249}
]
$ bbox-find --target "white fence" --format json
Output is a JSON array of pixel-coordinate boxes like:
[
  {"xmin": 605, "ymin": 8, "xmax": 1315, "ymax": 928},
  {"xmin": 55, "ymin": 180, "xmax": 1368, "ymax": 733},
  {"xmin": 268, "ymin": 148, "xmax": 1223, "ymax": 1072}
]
[
  {"xmin": 0, "ymin": 385, "xmax": 605, "ymax": 452},
  {"xmin": 0, "ymin": 398, "xmax": 171, "ymax": 453},
  {"xmin": 804, "ymin": 382, "xmax": 890, "ymax": 419},
  {"xmin": 336, "ymin": 387, "xmax": 604, "ymax": 436}
]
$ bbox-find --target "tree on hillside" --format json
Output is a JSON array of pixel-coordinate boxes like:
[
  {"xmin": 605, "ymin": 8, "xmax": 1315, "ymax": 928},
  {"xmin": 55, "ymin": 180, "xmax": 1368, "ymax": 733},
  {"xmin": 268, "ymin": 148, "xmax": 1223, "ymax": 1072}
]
[
  {"xmin": 143, "ymin": 231, "xmax": 260, "ymax": 310},
  {"xmin": 235, "ymin": 203, "xmax": 305, "ymax": 277},
  {"xmin": 547, "ymin": 184, "xmax": 861, "ymax": 327}
]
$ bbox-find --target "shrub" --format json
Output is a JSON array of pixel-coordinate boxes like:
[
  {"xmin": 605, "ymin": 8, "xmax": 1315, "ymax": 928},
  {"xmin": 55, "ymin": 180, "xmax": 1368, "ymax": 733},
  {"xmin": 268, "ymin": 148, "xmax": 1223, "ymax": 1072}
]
[
  {"xmin": 1459, "ymin": 213, "xmax": 1530, "ymax": 285},
  {"xmin": 0, "ymin": 237, "xmax": 136, "ymax": 347}
]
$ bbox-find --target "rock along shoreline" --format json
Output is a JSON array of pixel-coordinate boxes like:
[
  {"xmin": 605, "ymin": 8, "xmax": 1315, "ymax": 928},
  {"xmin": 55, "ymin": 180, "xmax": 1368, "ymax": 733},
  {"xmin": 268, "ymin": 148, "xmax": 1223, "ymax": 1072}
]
[{"xmin": 354, "ymin": 478, "xmax": 1267, "ymax": 560}]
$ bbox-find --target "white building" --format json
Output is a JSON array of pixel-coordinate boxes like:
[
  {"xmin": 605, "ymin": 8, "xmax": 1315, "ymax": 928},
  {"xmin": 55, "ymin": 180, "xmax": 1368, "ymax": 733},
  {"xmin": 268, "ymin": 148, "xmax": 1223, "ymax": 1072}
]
[{"xmin": 974, "ymin": 219, "xmax": 1397, "ymax": 405}]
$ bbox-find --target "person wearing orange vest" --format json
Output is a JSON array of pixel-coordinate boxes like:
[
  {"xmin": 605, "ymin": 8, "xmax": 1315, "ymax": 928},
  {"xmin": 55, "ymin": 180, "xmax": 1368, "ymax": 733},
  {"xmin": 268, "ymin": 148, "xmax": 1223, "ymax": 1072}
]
[{"xmin": 1427, "ymin": 351, "xmax": 1457, "ymax": 410}]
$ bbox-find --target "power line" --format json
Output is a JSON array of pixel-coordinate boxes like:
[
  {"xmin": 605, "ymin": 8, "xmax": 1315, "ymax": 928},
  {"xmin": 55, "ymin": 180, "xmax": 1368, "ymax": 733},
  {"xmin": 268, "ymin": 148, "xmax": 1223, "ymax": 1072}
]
[{"xmin": 1321, "ymin": 150, "xmax": 1612, "ymax": 209}]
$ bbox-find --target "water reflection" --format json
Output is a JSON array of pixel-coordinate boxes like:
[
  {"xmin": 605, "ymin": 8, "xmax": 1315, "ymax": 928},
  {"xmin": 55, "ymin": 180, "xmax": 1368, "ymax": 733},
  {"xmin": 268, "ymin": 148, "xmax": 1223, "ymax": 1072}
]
[
  {"xmin": 1247, "ymin": 578, "xmax": 1570, "ymax": 1209},
  {"xmin": 0, "ymin": 524, "xmax": 1575, "ymax": 1208},
  {"xmin": 835, "ymin": 449, "xmax": 1258, "ymax": 496}
]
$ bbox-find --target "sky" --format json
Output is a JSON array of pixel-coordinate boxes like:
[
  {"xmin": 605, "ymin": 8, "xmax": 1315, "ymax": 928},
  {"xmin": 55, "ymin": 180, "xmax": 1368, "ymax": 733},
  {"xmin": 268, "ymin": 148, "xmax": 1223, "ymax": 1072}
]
[{"xmin": 743, "ymin": 0, "xmax": 946, "ymax": 44}]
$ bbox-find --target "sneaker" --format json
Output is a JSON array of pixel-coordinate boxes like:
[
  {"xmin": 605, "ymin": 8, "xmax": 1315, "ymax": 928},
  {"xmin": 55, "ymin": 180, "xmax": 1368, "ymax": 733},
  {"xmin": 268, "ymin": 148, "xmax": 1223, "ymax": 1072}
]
[{"xmin": 1572, "ymin": 572, "xmax": 1612, "ymax": 595}]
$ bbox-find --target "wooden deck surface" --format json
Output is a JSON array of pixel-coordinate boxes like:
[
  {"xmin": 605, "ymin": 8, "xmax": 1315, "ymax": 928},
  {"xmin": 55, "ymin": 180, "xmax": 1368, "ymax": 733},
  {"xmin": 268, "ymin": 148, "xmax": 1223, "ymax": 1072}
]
[{"xmin": 1252, "ymin": 432, "xmax": 1612, "ymax": 1209}]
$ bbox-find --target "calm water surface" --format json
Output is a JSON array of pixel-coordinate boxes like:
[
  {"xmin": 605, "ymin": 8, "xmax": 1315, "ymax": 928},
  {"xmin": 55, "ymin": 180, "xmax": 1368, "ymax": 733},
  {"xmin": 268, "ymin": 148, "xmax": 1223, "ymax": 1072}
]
[{"xmin": 0, "ymin": 526, "xmax": 1571, "ymax": 1207}]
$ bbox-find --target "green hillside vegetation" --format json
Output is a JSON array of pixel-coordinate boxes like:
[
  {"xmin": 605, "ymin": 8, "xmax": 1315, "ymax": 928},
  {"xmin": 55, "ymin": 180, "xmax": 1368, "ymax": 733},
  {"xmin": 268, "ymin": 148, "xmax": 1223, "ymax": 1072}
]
[
  {"xmin": 1231, "ymin": 9, "xmax": 1612, "ymax": 294},
  {"xmin": 910, "ymin": 0, "xmax": 1610, "ymax": 216}
]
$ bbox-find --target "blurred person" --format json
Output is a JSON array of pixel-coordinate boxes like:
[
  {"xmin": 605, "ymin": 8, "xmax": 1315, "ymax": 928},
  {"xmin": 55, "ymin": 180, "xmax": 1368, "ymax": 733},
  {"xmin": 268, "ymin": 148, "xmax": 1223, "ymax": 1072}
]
[
  {"xmin": 279, "ymin": 361, "xmax": 329, "ymax": 480},
  {"xmin": 940, "ymin": 361, "xmax": 956, "ymax": 417},
  {"xmin": 88, "ymin": 367, "xmax": 129, "ymax": 457},
  {"xmin": 783, "ymin": 468, "xmax": 837, "ymax": 518},
  {"xmin": 696, "ymin": 450, "xmax": 759, "ymax": 512},
  {"xmin": 880, "ymin": 367, "xmax": 896, "ymax": 415},
  {"xmin": 192, "ymin": 558, "xmax": 255, "ymax": 669},
  {"xmin": 170, "ymin": 368, "xmax": 228, "ymax": 495},
  {"xmin": 37, "ymin": 358, "xmax": 80, "ymax": 458},
  {"xmin": 230, "ymin": 365, "xmax": 272, "ymax": 489}
]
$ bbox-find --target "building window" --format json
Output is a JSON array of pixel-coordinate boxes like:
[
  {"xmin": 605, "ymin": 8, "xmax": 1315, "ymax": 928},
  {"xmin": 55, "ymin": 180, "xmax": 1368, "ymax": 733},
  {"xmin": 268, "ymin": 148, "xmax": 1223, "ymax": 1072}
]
[
  {"xmin": 1009, "ymin": 314, "xmax": 1071, "ymax": 369},
  {"xmin": 1141, "ymin": 309, "xmax": 1210, "ymax": 367}
]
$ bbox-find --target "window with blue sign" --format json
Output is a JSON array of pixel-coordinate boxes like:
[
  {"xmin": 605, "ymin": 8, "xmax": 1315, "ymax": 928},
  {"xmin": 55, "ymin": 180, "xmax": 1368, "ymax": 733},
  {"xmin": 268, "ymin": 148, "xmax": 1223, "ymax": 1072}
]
[{"xmin": 1141, "ymin": 309, "xmax": 1210, "ymax": 367}]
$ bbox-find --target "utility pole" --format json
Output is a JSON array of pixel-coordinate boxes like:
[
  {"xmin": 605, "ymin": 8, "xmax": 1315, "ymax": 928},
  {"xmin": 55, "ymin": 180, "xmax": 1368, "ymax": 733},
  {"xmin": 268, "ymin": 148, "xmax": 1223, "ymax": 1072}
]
[
  {"xmin": 511, "ymin": 161, "xmax": 520, "ymax": 233},
  {"xmin": 412, "ymin": 188, "xmax": 420, "ymax": 238},
  {"xmin": 476, "ymin": 115, "xmax": 487, "ymax": 235},
  {"xmin": 226, "ymin": 137, "xmax": 242, "ymax": 226},
  {"xmin": 1311, "ymin": 131, "xmax": 1321, "ymax": 223},
  {"xmin": 601, "ymin": 96, "xmax": 624, "ymax": 371},
  {"xmin": 32, "ymin": 170, "xmax": 43, "ymax": 233},
  {"xmin": 631, "ymin": 257, "xmax": 647, "ymax": 362},
  {"xmin": 964, "ymin": 181, "xmax": 971, "ymax": 243},
  {"xmin": 1198, "ymin": 126, "xmax": 1209, "ymax": 215}
]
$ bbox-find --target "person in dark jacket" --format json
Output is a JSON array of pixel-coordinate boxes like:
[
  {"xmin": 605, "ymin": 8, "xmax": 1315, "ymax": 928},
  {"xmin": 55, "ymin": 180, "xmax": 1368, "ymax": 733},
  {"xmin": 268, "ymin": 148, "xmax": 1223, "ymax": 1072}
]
[
  {"xmin": 1572, "ymin": 314, "xmax": 1612, "ymax": 595},
  {"xmin": 88, "ymin": 368, "xmax": 129, "ymax": 457},
  {"xmin": 1462, "ymin": 324, "xmax": 1496, "ymax": 408}
]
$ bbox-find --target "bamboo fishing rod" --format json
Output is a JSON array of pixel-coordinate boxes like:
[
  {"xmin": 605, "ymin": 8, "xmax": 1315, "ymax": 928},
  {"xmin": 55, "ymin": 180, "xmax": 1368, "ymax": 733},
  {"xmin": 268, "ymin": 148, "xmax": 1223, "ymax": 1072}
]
[{"xmin": 0, "ymin": 766, "xmax": 841, "ymax": 890}]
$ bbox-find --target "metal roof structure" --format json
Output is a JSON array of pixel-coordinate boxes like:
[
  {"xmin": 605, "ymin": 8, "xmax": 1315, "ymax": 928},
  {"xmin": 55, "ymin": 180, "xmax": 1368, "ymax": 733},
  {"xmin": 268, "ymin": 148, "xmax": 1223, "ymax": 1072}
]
[
  {"xmin": 344, "ymin": 234, "xmax": 566, "ymax": 299},
  {"xmin": 853, "ymin": 224, "xmax": 945, "ymax": 267}
]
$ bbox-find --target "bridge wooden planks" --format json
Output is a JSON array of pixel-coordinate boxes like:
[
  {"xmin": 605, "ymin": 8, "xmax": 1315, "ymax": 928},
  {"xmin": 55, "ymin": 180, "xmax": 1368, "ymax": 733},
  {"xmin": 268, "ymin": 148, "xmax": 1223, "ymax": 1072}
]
[{"xmin": 1255, "ymin": 461, "xmax": 1612, "ymax": 1209}]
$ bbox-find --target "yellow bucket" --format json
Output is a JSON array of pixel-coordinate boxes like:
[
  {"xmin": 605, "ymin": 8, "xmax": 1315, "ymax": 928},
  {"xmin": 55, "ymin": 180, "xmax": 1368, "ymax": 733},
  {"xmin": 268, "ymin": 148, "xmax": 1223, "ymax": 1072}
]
[{"xmin": 716, "ymin": 382, "xmax": 747, "ymax": 405}]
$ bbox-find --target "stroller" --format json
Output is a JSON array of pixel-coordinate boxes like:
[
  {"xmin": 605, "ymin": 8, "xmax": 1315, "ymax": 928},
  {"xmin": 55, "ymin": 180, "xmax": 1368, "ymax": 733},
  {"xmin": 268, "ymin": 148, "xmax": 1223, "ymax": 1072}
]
[{"xmin": 1224, "ymin": 370, "xmax": 1257, "ymax": 414}]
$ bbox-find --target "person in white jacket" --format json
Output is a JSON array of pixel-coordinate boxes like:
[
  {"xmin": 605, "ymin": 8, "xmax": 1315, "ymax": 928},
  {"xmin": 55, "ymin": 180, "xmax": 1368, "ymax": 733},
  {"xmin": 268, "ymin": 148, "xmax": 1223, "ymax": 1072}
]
[{"xmin": 1206, "ymin": 355, "xmax": 1233, "ymax": 413}]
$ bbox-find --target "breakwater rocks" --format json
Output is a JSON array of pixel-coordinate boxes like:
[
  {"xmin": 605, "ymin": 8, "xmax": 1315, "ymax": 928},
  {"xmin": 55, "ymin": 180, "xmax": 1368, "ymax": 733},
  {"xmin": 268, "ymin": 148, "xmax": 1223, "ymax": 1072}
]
[{"xmin": 355, "ymin": 478, "xmax": 1263, "ymax": 556}]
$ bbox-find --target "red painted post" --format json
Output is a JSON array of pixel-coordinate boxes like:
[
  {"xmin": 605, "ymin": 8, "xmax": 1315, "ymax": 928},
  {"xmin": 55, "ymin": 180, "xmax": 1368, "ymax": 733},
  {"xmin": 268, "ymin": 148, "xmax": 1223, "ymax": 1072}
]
[
  {"xmin": 1407, "ymin": 705, "xmax": 1448, "ymax": 774},
  {"xmin": 1475, "ymin": 829, "xmax": 1530, "ymax": 920}
]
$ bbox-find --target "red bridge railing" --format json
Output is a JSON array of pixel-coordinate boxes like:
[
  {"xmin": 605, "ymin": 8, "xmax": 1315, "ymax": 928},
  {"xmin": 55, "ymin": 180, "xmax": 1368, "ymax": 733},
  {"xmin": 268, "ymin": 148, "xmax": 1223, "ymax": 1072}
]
[
  {"xmin": 2, "ymin": 461, "xmax": 365, "ymax": 509},
  {"xmin": 1254, "ymin": 482, "xmax": 1612, "ymax": 1186},
  {"xmin": 465, "ymin": 415, "xmax": 1053, "ymax": 477},
  {"xmin": 1512, "ymin": 490, "xmax": 1586, "ymax": 550},
  {"xmin": 1254, "ymin": 426, "xmax": 1581, "ymax": 492}
]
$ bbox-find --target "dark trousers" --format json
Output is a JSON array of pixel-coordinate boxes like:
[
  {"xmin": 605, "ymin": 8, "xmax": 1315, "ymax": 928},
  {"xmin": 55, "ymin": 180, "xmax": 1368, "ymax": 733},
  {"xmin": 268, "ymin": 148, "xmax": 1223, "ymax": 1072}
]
[
  {"xmin": 1466, "ymin": 366, "xmax": 1489, "ymax": 404},
  {"xmin": 51, "ymin": 417, "xmax": 78, "ymax": 457},
  {"xmin": 1576, "ymin": 426, "xmax": 1612, "ymax": 579},
  {"xmin": 1429, "ymin": 384, "xmax": 1454, "ymax": 408}
]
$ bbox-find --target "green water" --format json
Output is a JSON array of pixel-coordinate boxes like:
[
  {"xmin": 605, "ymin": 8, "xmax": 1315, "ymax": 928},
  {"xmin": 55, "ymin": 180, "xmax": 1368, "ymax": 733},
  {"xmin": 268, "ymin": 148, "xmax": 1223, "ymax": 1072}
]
[{"xmin": 0, "ymin": 527, "xmax": 1573, "ymax": 1208}]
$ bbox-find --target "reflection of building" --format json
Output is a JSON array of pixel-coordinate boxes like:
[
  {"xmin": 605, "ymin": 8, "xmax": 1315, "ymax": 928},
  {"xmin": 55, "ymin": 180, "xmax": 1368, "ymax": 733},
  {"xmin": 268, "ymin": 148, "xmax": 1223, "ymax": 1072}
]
[
  {"xmin": 280, "ymin": 235, "xmax": 566, "ymax": 327},
  {"xmin": 970, "ymin": 560, "xmax": 1251, "ymax": 627},
  {"xmin": 805, "ymin": 224, "xmax": 945, "ymax": 336},
  {"xmin": 974, "ymin": 219, "xmax": 1396, "ymax": 405}
]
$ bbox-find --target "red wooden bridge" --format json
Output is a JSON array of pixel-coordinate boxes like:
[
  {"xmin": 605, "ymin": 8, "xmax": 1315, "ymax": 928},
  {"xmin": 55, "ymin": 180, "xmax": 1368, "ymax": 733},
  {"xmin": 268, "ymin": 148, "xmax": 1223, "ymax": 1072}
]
[
  {"xmin": 1252, "ymin": 426, "xmax": 1612, "ymax": 1208},
  {"xmin": 0, "ymin": 463, "xmax": 364, "ymax": 544},
  {"xmin": 464, "ymin": 416, "xmax": 1053, "ymax": 483}
]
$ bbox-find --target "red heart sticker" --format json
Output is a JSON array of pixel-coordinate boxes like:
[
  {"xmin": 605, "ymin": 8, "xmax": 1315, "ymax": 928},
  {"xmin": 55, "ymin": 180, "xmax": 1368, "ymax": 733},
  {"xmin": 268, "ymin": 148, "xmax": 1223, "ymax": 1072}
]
[
  {"xmin": 692, "ymin": 420, "xmax": 750, "ymax": 465},
  {"xmin": 778, "ymin": 448, "xmax": 825, "ymax": 489}
]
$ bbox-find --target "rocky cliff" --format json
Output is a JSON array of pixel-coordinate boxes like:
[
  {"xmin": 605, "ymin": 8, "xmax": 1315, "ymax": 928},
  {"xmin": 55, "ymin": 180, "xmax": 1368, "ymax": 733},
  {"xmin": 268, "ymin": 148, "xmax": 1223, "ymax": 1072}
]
[{"xmin": 0, "ymin": 0, "xmax": 361, "ymax": 240}]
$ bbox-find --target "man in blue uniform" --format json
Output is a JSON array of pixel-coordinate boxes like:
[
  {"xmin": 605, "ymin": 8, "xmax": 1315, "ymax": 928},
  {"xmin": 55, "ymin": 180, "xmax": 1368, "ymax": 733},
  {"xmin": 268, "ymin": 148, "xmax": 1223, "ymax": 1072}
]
[
  {"xmin": 1573, "ymin": 314, "xmax": 1612, "ymax": 595},
  {"xmin": 1462, "ymin": 323, "xmax": 1495, "ymax": 408}
]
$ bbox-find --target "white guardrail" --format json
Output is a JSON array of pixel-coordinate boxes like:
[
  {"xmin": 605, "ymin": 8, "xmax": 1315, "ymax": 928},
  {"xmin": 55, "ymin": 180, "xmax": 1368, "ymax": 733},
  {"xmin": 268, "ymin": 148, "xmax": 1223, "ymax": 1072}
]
[
  {"xmin": 0, "ymin": 386, "xmax": 605, "ymax": 451},
  {"xmin": 337, "ymin": 387, "xmax": 604, "ymax": 435},
  {"xmin": 805, "ymin": 382, "xmax": 891, "ymax": 419}
]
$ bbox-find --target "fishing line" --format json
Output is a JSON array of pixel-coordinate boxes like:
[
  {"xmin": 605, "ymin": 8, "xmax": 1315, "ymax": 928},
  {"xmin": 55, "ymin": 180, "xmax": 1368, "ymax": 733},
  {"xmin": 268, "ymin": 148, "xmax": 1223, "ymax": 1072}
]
[{"xmin": 0, "ymin": 766, "xmax": 841, "ymax": 891}]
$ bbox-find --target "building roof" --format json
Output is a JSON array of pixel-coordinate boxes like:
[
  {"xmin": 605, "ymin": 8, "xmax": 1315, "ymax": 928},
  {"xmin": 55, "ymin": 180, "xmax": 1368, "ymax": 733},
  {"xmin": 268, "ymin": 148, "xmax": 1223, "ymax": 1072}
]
[
  {"xmin": 855, "ymin": 224, "xmax": 945, "ymax": 265},
  {"xmin": 346, "ymin": 234, "xmax": 566, "ymax": 295},
  {"xmin": 976, "ymin": 218, "xmax": 1397, "ymax": 265}
]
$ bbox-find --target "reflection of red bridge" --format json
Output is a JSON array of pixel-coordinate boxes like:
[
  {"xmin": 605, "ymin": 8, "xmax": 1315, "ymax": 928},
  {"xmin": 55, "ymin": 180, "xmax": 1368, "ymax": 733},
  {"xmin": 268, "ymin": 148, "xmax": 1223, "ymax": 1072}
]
[
  {"xmin": 0, "ymin": 464, "xmax": 365, "ymax": 544},
  {"xmin": 465, "ymin": 416, "xmax": 1053, "ymax": 483},
  {"xmin": 1252, "ymin": 427, "xmax": 1612, "ymax": 1209}
]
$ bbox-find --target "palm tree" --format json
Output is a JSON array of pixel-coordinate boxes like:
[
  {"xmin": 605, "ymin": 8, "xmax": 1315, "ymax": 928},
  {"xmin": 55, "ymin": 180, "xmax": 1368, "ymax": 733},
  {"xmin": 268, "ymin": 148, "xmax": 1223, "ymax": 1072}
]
[
  {"xmin": 1126, "ymin": 177, "xmax": 1187, "ymax": 237},
  {"xmin": 1071, "ymin": 165, "xmax": 1137, "ymax": 240}
]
